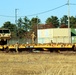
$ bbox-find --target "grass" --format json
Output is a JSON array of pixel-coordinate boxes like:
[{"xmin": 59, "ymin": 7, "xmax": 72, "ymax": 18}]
[{"xmin": 0, "ymin": 52, "xmax": 76, "ymax": 75}]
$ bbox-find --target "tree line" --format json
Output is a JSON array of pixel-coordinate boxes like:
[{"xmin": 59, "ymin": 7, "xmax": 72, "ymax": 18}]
[{"xmin": 1, "ymin": 15, "xmax": 76, "ymax": 39}]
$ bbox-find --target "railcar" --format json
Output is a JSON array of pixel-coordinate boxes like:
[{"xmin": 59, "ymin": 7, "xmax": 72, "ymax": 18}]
[{"xmin": 0, "ymin": 28, "xmax": 76, "ymax": 53}]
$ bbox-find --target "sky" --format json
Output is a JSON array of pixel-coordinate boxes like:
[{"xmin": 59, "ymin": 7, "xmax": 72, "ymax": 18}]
[{"xmin": 0, "ymin": 0, "xmax": 76, "ymax": 27}]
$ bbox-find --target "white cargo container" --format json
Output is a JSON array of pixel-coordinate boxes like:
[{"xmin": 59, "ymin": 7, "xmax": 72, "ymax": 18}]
[
  {"xmin": 37, "ymin": 28, "xmax": 71, "ymax": 44},
  {"xmin": 38, "ymin": 29, "xmax": 53, "ymax": 43}
]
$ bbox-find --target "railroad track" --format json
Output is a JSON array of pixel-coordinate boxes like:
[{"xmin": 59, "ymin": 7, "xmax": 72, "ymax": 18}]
[{"xmin": 0, "ymin": 48, "xmax": 76, "ymax": 55}]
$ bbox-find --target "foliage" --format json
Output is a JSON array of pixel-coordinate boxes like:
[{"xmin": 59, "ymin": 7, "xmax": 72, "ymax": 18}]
[
  {"xmin": 17, "ymin": 18, "xmax": 23, "ymax": 29},
  {"xmin": 60, "ymin": 15, "xmax": 68, "ymax": 25},
  {"xmin": 70, "ymin": 16, "xmax": 76, "ymax": 28},
  {"xmin": 30, "ymin": 17, "xmax": 41, "ymax": 35},
  {"xmin": 22, "ymin": 16, "xmax": 30, "ymax": 32},
  {"xmin": 2, "ymin": 21, "xmax": 16, "ymax": 32},
  {"xmin": 1, "ymin": 15, "xmax": 76, "ymax": 39},
  {"xmin": 60, "ymin": 15, "xmax": 76, "ymax": 28},
  {"xmin": 45, "ymin": 16, "xmax": 59, "ymax": 28}
]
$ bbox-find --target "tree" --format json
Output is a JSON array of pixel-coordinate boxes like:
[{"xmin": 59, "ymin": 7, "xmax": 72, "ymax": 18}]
[
  {"xmin": 22, "ymin": 16, "xmax": 30, "ymax": 32},
  {"xmin": 60, "ymin": 24, "xmax": 68, "ymax": 28},
  {"xmin": 60, "ymin": 15, "xmax": 68, "ymax": 25},
  {"xmin": 1, "ymin": 21, "xmax": 17, "ymax": 38},
  {"xmin": 70, "ymin": 16, "xmax": 76, "ymax": 28},
  {"xmin": 30, "ymin": 17, "xmax": 41, "ymax": 36},
  {"xmin": 60, "ymin": 15, "xmax": 76, "ymax": 28},
  {"xmin": 2, "ymin": 21, "xmax": 16, "ymax": 32},
  {"xmin": 45, "ymin": 16, "xmax": 59, "ymax": 28},
  {"xmin": 31, "ymin": 17, "xmax": 40, "ymax": 25},
  {"xmin": 17, "ymin": 18, "xmax": 25, "ymax": 38},
  {"xmin": 17, "ymin": 18, "xmax": 23, "ymax": 29}
]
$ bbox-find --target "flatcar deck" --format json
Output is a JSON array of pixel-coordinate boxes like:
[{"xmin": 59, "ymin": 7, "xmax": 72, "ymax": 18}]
[{"xmin": 0, "ymin": 43, "xmax": 74, "ymax": 50}]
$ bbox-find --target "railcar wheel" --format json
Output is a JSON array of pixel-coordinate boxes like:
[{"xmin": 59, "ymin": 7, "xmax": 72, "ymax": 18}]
[
  {"xmin": 72, "ymin": 45, "xmax": 76, "ymax": 51},
  {"xmin": 5, "ymin": 46, "xmax": 9, "ymax": 53}
]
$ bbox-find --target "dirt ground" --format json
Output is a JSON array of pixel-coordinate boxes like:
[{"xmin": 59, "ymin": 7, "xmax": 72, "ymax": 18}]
[{"xmin": 0, "ymin": 51, "xmax": 76, "ymax": 75}]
